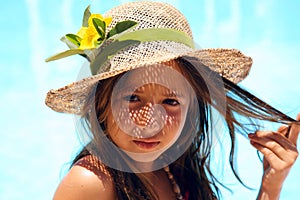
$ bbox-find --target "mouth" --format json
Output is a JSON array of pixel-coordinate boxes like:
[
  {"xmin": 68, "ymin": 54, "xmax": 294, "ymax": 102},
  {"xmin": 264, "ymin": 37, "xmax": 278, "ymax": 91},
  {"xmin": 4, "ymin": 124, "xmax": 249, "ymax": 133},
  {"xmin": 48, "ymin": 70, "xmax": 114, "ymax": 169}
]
[{"xmin": 133, "ymin": 140, "xmax": 160, "ymax": 149}]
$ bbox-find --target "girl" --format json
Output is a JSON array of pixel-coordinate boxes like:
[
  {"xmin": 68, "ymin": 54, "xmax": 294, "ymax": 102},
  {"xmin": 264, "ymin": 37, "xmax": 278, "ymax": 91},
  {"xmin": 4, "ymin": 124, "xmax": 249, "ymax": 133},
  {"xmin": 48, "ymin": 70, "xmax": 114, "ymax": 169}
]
[{"xmin": 45, "ymin": 2, "xmax": 300, "ymax": 199}]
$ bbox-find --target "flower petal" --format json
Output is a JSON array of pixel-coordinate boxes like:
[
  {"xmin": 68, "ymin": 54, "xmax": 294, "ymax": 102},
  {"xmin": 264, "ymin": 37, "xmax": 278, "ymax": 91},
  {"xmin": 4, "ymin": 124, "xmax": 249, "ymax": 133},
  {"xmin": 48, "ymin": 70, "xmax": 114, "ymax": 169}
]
[
  {"xmin": 78, "ymin": 26, "xmax": 99, "ymax": 49},
  {"xmin": 77, "ymin": 27, "xmax": 88, "ymax": 38},
  {"xmin": 104, "ymin": 17, "xmax": 112, "ymax": 26},
  {"xmin": 88, "ymin": 14, "xmax": 104, "ymax": 26}
]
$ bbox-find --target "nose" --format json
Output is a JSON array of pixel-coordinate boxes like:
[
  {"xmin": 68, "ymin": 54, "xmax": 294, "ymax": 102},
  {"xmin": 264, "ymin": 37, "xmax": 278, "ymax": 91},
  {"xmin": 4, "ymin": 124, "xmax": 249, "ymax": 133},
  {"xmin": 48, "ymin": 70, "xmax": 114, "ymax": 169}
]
[
  {"xmin": 133, "ymin": 103, "xmax": 154, "ymax": 126},
  {"xmin": 130, "ymin": 103, "xmax": 166, "ymax": 138}
]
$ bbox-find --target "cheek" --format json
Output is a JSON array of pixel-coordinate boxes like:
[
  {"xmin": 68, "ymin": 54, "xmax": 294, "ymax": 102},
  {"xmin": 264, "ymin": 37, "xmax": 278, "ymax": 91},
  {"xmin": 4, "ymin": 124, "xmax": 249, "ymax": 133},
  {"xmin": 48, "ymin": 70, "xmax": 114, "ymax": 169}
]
[
  {"xmin": 165, "ymin": 108, "xmax": 182, "ymax": 130},
  {"xmin": 106, "ymin": 114, "xmax": 131, "ymax": 148}
]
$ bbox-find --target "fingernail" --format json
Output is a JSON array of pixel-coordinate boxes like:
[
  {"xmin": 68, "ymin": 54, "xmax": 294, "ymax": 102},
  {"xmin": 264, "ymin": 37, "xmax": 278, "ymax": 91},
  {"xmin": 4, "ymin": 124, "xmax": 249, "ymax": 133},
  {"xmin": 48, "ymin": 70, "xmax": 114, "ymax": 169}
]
[{"xmin": 248, "ymin": 133, "xmax": 254, "ymax": 138}]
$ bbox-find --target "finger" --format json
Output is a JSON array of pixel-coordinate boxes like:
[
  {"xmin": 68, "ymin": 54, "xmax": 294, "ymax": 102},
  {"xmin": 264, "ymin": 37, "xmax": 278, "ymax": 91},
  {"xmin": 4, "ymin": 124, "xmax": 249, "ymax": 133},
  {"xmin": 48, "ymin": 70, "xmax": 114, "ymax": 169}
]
[
  {"xmin": 250, "ymin": 140, "xmax": 284, "ymax": 168},
  {"xmin": 249, "ymin": 132, "xmax": 297, "ymax": 160},
  {"xmin": 277, "ymin": 125, "xmax": 289, "ymax": 136},
  {"xmin": 296, "ymin": 112, "xmax": 300, "ymax": 121},
  {"xmin": 250, "ymin": 139, "xmax": 298, "ymax": 171},
  {"xmin": 288, "ymin": 113, "xmax": 300, "ymax": 145},
  {"xmin": 249, "ymin": 133, "xmax": 288, "ymax": 161},
  {"xmin": 252, "ymin": 131, "xmax": 297, "ymax": 151}
]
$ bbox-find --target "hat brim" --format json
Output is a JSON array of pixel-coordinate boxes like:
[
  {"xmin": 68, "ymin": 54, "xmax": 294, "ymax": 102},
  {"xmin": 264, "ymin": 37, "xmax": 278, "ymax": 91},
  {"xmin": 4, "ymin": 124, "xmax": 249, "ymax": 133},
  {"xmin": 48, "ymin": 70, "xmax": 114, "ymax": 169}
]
[{"xmin": 45, "ymin": 47, "xmax": 252, "ymax": 114}]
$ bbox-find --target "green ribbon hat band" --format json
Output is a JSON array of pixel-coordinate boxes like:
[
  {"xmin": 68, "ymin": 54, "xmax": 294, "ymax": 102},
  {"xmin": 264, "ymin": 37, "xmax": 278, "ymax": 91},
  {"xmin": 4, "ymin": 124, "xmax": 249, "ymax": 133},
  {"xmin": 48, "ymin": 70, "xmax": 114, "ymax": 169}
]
[
  {"xmin": 90, "ymin": 28, "xmax": 195, "ymax": 75},
  {"xmin": 117, "ymin": 28, "xmax": 195, "ymax": 49}
]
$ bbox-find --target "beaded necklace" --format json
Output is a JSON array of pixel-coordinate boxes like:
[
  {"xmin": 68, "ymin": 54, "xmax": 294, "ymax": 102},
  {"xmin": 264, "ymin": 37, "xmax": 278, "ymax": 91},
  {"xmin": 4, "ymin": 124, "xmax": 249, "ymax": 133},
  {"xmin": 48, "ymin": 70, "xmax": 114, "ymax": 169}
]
[{"xmin": 163, "ymin": 166, "xmax": 183, "ymax": 200}]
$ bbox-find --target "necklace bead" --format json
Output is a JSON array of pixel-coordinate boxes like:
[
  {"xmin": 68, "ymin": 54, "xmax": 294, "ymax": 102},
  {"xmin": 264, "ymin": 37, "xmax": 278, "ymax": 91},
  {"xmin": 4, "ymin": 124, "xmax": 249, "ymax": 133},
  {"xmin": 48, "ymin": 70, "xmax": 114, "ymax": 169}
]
[{"xmin": 163, "ymin": 166, "xmax": 183, "ymax": 200}]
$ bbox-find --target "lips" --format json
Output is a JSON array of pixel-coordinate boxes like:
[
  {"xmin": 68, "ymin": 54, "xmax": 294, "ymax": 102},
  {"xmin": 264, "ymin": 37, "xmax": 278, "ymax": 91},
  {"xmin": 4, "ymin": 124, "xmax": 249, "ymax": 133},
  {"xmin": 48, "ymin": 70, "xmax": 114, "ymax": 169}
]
[{"xmin": 133, "ymin": 140, "xmax": 160, "ymax": 149}]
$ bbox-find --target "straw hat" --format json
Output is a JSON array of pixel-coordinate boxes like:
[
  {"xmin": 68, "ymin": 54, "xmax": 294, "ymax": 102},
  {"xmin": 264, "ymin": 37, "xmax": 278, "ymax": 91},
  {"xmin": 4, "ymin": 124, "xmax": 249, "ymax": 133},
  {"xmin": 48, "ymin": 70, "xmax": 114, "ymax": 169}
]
[{"xmin": 45, "ymin": 1, "xmax": 252, "ymax": 114}]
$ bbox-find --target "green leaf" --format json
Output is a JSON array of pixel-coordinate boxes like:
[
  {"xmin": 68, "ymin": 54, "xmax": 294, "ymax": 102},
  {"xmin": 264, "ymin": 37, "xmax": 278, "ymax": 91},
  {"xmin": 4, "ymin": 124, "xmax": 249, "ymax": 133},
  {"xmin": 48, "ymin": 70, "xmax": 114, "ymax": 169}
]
[
  {"xmin": 90, "ymin": 39, "xmax": 140, "ymax": 75},
  {"xmin": 82, "ymin": 5, "xmax": 91, "ymax": 27},
  {"xmin": 92, "ymin": 18, "xmax": 106, "ymax": 40},
  {"xmin": 45, "ymin": 49, "xmax": 85, "ymax": 62},
  {"xmin": 96, "ymin": 38, "xmax": 104, "ymax": 45},
  {"xmin": 107, "ymin": 20, "xmax": 137, "ymax": 38},
  {"xmin": 60, "ymin": 36, "xmax": 78, "ymax": 49},
  {"xmin": 65, "ymin": 34, "xmax": 81, "ymax": 47}
]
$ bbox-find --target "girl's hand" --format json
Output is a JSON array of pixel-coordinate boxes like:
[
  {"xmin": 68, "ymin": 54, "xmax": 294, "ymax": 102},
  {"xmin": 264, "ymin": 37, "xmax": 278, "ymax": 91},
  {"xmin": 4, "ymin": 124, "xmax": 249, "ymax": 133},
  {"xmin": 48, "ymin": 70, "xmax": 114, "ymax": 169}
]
[{"xmin": 248, "ymin": 113, "xmax": 300, "ymax": 200}]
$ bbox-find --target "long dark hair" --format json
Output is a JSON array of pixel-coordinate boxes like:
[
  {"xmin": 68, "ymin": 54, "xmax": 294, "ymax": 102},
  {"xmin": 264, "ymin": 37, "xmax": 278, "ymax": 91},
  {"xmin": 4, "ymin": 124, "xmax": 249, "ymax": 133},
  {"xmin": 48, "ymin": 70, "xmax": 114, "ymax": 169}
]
[{"xmin": 71, "ymin": 57, "xmax": 296, "ymax": 200}]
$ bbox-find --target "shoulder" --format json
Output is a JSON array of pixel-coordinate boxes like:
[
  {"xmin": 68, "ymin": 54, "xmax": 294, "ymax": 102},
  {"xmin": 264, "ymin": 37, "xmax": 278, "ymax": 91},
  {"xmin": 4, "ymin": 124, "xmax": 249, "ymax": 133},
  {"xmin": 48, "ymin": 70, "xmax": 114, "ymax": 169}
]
[{"xmin": 53, "ymin": 155, "xmax": 116, "ymax": 200}]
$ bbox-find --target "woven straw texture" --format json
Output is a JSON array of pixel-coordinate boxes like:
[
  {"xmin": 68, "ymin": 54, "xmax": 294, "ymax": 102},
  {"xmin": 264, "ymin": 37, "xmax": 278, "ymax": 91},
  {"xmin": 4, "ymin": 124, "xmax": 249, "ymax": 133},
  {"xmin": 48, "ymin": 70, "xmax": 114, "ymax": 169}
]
[{"xmin": 45, "ymin": 1, "xmax": 252, "ymax": 114}]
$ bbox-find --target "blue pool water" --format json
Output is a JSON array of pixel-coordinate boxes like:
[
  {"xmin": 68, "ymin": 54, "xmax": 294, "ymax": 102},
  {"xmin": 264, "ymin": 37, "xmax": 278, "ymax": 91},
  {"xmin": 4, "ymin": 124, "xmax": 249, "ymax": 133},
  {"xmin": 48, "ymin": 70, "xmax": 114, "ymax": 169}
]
[{"xmin": 1, "ymin": 0, "xmax": 300, "ymax": 199}]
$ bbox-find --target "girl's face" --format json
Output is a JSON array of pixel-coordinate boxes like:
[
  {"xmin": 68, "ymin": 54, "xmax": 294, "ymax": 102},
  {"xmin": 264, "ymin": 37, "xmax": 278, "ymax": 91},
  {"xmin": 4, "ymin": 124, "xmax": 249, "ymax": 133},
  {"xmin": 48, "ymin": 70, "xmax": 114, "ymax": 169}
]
[{"xmin": 106, "ymin": 61, "xmax": 192, "ymax": 157}]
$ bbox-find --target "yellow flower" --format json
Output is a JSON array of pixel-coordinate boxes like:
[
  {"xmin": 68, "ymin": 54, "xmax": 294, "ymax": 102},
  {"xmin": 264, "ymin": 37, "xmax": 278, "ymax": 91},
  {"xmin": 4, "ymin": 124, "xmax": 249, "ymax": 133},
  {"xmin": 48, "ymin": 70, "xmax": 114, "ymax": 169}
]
[
  {"xmin": 77, "ymin": 26, "xmax": 99, "ymax": 49},
  {"xmin": 76, "ymin": 14, "xmax": 113, "ymax": 49},
  {"xmin": 88, "ymin": 14, "xmax": 112, "ymax": 27}
]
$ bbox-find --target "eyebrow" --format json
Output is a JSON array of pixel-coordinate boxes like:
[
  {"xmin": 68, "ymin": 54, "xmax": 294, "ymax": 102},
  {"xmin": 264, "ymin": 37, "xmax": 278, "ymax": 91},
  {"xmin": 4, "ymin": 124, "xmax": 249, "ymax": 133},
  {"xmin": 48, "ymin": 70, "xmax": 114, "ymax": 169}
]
[
  {"xmin": 162, "ymin": 91, "xmax": 185, "ymax": 98},
  {"xmin": 121, "ymin": 86, "xmax": 185, "ymax": 98}
]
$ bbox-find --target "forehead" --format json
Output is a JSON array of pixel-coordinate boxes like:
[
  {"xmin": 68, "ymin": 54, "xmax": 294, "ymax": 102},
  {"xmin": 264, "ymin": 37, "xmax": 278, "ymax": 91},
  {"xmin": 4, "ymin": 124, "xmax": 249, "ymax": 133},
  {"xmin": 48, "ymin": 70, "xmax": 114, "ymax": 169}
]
[{"xmin": 119, "ymin": 61, "xmax": 187, "ymax": 90}]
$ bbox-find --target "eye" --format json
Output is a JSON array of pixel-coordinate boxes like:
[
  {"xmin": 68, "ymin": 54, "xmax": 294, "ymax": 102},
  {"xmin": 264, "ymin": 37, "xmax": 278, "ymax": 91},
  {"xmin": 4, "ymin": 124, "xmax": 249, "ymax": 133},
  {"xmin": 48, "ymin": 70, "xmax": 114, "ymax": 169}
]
[
  {"xmin": 123, "ymin": 94, "xmax": 140, "ymax": 102},
  {"xmin": 162, "ymin": 98, "xmax": 180, "ymax": 106}
]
